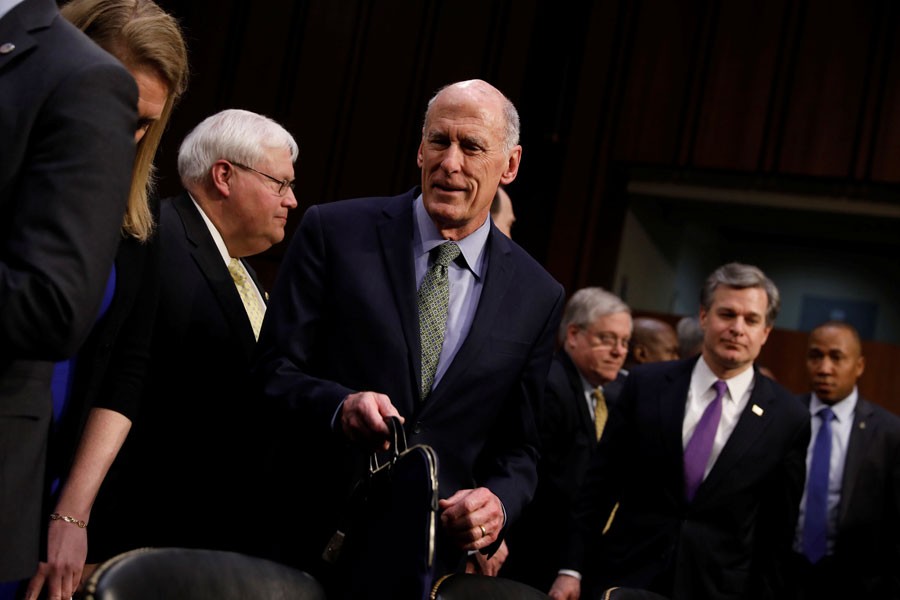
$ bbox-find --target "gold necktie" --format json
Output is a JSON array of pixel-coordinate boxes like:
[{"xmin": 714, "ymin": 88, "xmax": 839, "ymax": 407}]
[
  {"xmin": 227, "ymin": 257, "xmax": 264, "ymax": 340},
  {"xmin": 592, "ymin": 387, "xmax": 608, "ymax": 441}
]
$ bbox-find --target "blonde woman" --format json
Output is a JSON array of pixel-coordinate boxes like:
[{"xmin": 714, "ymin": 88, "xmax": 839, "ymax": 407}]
[{"xmin": 24, "ymin": 1, "xmax": 188, "ymax": 598}]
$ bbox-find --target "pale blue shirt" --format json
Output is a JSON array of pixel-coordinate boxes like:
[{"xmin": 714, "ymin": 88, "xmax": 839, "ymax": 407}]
[
  {"xmin": 794, "ymin": 388, "xmax": 857, "ymax": 556},
  {"xmin": 413, "ymin": 194, "xmax": 489, "ymax": 391}
]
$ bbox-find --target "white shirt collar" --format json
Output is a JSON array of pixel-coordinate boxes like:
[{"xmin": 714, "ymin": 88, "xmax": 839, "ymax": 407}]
[
  {"xmin": 810, "ymin": 387, "xmax": 858, "ymax": 423},
  {"xmin": 692, "ymin": 355, "xmax": 755, "ymax": 402},
  {"xmin": 189, "ymin": 193, "xmax": 232, "ymax": 264}
]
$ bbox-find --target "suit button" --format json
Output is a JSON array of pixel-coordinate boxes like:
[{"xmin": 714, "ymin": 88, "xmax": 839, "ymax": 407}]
[{"xmin": 413, "ymin": 422, "xmax": 422, "ymax": 435}]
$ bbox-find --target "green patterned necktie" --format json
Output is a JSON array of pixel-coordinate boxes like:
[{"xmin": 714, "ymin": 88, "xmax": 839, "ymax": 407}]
[{"xmin": 417, "ymin": 241, "xmax": 461, "ymax": 399}]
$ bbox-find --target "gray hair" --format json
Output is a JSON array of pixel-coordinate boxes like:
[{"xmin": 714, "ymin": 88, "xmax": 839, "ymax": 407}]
[
  {"xmin": 700, "ymin": 263, "xmax": 780, "ymax": 325},
  {"xmin": 558, "ymin": 287, "xmax": 631, "ymax": 345},
  {"xmin": 178, "ymin": 109, "xmax": 298, "ymax": 187},
  {"xmin": 423, "ymin": 82, "xmax": 521, "ymax": 154}
]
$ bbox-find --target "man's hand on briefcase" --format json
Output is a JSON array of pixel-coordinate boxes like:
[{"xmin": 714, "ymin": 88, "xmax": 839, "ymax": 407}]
[
  {"xmin": 340, "ymin": 391, "xmax": 404, "ymax": 450},
  {"xmin": 439, "ymin": 487, "xmax": 504, "ymax": 551}
]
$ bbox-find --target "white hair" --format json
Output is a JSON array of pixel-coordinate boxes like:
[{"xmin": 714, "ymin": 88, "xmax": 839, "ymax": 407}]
[{"xmin": 178, "ymin": 109, "xmax": 298, "ymax": 187}]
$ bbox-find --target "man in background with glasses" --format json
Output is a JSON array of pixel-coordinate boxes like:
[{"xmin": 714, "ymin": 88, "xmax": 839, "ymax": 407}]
[
  {"xmin": 87, "ymin": 109, "xmax": 298, "ymax": 560},
  {"xmin": 502, "ymin": 287, "xmax": 631, "ymax": 592}
]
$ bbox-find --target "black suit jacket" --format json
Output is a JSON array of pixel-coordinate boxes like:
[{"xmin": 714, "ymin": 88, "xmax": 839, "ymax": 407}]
[
  {"xmin": 0, "ymin": 0, "xmax": 135, "ymax": 580},
  {"xmin": 791, "ymin": 394, "xmax": 900, "ymax": 599},
  {"xmin": 503, "ymin": 351, "xmax": 626, "ymax": 590},
  {"xmin": 89, "ymin": 193, "xmax": 271, "ymax": 560},
  {"xmin": 566, "ymin": 358, "xmax": 810, "ymax": 600},
  {"xmin": 254, "ymin": 188, "xmax": 564, "ymax": 593},
  {"xmin": 49, "ymin": 229, "xmax": 159, "ymax": 510}
]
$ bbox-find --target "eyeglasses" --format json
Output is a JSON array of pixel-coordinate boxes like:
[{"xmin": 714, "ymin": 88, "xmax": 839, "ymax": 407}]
[
  {"xmin": 230, "ymin": 161, "xmax": 295, "ymax": 196},
  {"xmin": 581, "ymin": 327, "xmax": 630, "ymax": 350}
]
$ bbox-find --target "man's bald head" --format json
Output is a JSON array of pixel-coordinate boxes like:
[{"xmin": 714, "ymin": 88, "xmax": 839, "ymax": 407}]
[{"xmin": 627, "ymin": 317, "xmax": 679, "ymax": 366}]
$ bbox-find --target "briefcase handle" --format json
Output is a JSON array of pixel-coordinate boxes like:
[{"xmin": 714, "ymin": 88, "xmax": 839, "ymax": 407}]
[{"xmin": 370, "ymin": 416, "xmax": 408, "ymax": 474}]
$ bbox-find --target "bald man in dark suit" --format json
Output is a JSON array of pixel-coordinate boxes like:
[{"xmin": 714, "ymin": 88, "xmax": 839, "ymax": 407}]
[{"xmin": 255, "ymin": 79, "xmax": 564, "ymax": 599}]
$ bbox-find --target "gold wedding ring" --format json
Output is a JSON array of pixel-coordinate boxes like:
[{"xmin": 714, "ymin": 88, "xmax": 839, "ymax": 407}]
[{"xmin": 479, "ymin": 524, "xmax": 487, "ymax": 538}]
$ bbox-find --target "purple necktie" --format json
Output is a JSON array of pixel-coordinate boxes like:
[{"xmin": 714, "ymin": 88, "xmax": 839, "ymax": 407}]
[{"xmin": 684, "ymin": 379, "xmax": 727, "ymax": 501}]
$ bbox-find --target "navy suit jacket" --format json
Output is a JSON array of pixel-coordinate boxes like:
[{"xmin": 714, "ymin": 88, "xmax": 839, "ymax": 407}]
[
  {"xmin": 90, "ymin": 193, "xmax": 271, "ymax": 560},
  {"xmin": 792, "ymin": 394, "xmax": 900, "ymax": 598},
  {"xmin": 0, "ymin": 0, "xmax": 135, "ymax": 580},
  {"xmin": 566, "ymin": 357, "xmax": 810, "ymax": 600},
  {"xmin": 255, "ymin": 188, "xmax": 564, "ymax": 585}
]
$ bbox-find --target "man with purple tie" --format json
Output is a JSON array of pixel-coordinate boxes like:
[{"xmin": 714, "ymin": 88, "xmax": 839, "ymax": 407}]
[{"xmin": 552, "ymin": 263, "xmax": 810, "ymax": 600}]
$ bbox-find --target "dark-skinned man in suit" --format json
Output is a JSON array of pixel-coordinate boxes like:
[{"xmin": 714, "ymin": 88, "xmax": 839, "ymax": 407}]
[{"xmin": 789, "ymin": 321, "xmax": 900, "ymax": 599}]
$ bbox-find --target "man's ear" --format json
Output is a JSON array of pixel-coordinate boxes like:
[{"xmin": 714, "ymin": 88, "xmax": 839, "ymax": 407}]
[
  {"xmin": 633, "ymin": 345, "xmax": 648, "ymax": 364},
  {"xmin": 210, "ymin": 160, "xmax": 233, "ymax": 197}
]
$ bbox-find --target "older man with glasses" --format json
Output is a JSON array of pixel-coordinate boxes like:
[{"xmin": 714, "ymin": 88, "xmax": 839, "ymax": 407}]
[
  {"xmin": 86, "ymin": 109, "xmax": 299, "ymax": 561},
  {"xmin": 502, "ymin": 287, "xmax": 632, "ymax": 591}
]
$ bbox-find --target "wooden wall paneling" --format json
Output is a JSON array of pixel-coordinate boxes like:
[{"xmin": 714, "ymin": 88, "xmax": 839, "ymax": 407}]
[
  {"xmin": 690, "ymin": 0, "xmax": 787, "ymax": 171},
  {"xmin": 776, "ymin": 0, "xmax": 878, "ymax": 177},
  {"xmin": 612, "ymin": 0, "xmax": 704, "ymax": 165},
  {"xmin": 541, "ymin": 0, "xmax": 634, "ymax": 293},
  {"xmin": 856, "ymin": 339, "xmax": 900, "ymax": 416}
]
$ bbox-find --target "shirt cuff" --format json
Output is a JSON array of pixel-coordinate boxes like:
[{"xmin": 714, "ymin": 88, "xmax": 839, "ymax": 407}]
[{"xmin": 557, "ymin": 569, "xmax": 582, "ymax": 581}]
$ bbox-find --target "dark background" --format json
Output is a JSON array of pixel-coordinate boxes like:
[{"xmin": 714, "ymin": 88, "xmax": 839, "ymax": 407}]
[{"xmin": 140, "ymin": 0, "xmax": 900, "ymax": 408}]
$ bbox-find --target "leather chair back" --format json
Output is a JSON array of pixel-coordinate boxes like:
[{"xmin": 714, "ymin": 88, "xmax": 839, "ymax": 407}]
[{"xmin": 83, "ymin": 547, "xmax": 326, "ymax": 600}]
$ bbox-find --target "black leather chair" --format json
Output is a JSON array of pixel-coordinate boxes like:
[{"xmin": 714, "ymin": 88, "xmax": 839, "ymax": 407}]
[
  {"xmin": 82, "ymin": 547, "xmax": 326, "ymax": 600},
  {"xmin": 430, "ymin": 573, "xmax": 550, "ymax": 599}
]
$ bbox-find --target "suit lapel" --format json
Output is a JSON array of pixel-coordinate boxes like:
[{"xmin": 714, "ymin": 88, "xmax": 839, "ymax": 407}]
[
  {"xmin": 172, "ymin": 194, "xmax": 257, "ymax": 356},
  {"xmin": 838, "ymin": 397, "xmax": 876, "ymax": 526},
  {"xmin": 699, "ymin": 371, "xmax": 776, "ymax": 497},
  {"xmin": 0, "ymin": 0, "xmax": 41, "ymax": 73},
  {"xmin": 375, "ymin": 195, "xmax": 419, "ymax": 414}
]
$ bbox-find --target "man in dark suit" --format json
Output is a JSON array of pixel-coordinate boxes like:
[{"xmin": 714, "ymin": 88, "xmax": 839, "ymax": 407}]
[
  {"xmin": 0, "ymin": 0, "xmax": 136, "ymax": 586},
  {"xmin": 88, "ymin": 109, "xmax": 298, "ymax": 560},
  {"xmin": 789, "ymin": 321, "xmax": 900, "ymax": 599},
  {"xmin": 254, "ymin": 79, "xmax": 565, "ymax": 598},
  {"xmin": 553, "ymin": 263, "xmax": 810, "ymax": 600},
  {"xmin": 503, "ymin": 287, "xmax": 631, "ymax": 591}
]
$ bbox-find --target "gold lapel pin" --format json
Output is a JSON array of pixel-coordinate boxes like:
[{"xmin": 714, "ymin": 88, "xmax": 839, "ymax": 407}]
[
  {"xmin": 859, "ymin": 421, "xmax": 866, "ymax": 429},
  {"xmin": 751, "ymin": 404, "xmax": 764, "ymax": 417}
]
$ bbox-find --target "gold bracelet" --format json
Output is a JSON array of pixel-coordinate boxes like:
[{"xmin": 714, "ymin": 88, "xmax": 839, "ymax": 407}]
[{"xmin": 49, "ymin": 513, "xmax": 87, "ymax": 529}]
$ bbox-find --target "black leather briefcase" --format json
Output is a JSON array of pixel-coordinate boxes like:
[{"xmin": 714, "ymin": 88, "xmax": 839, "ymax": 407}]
[{"xmin": 324, "ymin": 416, "xmax": 439, "ymax": 599}]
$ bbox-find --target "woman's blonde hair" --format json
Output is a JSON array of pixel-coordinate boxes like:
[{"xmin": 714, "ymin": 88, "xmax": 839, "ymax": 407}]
[{"xmin": 62, "ymin": 0, "xmax": 189, "ymax": 242}]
